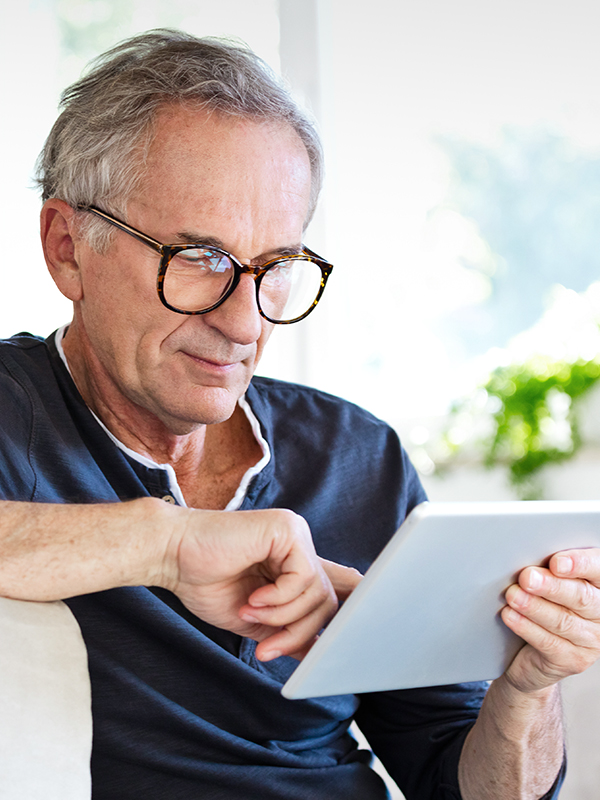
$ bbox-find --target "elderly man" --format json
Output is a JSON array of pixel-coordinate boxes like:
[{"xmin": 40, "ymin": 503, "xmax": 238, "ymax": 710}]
[{"xmin": 1, "ymin": 28, "xmax": 598, "ymax": 799}]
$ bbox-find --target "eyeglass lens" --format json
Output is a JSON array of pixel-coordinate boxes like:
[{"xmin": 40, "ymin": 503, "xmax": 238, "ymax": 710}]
[{"xmin": 163, "ymin": 248, "xmax": 324, "ymax": 322}]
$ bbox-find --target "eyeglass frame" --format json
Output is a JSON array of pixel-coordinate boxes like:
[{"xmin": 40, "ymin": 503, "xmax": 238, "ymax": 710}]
[{"xmin": 76, "ymin": 205, "xmax": 333, "ymax": 324}]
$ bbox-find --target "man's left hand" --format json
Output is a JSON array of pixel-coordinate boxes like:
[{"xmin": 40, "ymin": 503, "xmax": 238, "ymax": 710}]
[{"xmin": 502, "ymin": 547, "xmax": 600, "ymax": 693}]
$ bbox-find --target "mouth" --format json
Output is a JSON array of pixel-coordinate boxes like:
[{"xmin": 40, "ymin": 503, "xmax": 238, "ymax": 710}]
[{"xmin": 181, "ymin": 351, "xmax": 241, "ymax": 373}]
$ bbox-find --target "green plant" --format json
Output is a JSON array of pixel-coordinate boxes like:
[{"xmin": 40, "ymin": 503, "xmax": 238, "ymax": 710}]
[{"xmin": 438, "ymin": 355, "xmax": 600, "ymax": 499}]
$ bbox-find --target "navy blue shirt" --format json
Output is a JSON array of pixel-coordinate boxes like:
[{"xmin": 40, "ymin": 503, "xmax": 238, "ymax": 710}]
[{"xmin": 0, "ymin": 333, "xmax": 563, "ymax": 800}]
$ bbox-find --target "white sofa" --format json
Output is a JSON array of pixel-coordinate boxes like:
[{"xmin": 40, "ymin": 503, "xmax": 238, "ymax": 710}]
[{"xmin": 0, "ymin": 597, "xmax": 92, "ymax": 799}]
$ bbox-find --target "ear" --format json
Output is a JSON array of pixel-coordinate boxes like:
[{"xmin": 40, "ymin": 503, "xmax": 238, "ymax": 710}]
[{"xmin": 40, "ymin": 199, "xmax": 84, "ymax": 302}]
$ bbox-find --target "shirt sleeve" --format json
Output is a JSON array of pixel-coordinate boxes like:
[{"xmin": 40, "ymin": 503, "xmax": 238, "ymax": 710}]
[
  {"xmin": 355, "ymin": 681, "xmax": 566, "ymax": 800},
  {"xmin": 0, "ymin": 368, "xmax": 36, "ymax": 500},
  {"xmin": 354, "ymin": 682, "xmax": 487, "ymax": 800}
]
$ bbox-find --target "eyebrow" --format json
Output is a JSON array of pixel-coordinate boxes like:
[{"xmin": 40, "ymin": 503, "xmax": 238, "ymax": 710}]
[{"xmin": 175, "ymin": 231, "xmax": 304, "ymax": 261}]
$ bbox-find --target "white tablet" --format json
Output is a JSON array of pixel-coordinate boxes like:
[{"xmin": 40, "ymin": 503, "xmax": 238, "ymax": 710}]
[{"xmin": 282, "ymin": 500, "xmax": 600, "ymax": 700}]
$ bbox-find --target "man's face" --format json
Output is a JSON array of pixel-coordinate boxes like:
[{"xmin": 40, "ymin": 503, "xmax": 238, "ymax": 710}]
[{"xmin": 68, "ymin": 107, "xmax": 312, "ymax": 434}]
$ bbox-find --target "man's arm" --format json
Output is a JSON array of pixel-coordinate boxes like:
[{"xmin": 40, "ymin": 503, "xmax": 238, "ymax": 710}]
[
  {"xmin": 459, "ymin": 548, "xmax": 600, "ymax": 799},
  {"xmin": 0, "ymin": 498, "xmax": 338, "ymax": 661},
  {"xmin": 458, "ymin": 676, "xmax": 563, "ymax": 799}
]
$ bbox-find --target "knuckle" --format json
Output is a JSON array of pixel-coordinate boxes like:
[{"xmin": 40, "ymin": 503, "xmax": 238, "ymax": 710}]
[
  {"xmin": 301, "ymin": 571, "xmax": 327, "ymax": 600},
  {"xmin": 290, "ymin": 509, "xmax": 309, "ymax": 529},
  {"xmin": 283, "ymin": 509, "xmax": 312, "ymax": 541},
  {"xmin": 575, "ymin": 580, "xmax": 598, "ymax": 614},
  {"xmin": 569, "ymin": 648, "xmax": 595, "ymax": 675},
  {"xmin": 275, "ymin": 507, "xmax": 301, "ymax": 528},
  {"xmin": 319, "ymin": 574, "xmax": 336, "ymax": 604},
  {"xmin": 536, "ymin": 627, "xmax": 561, "ymax": 655},
  {"xmin": 554, "ymin": 609, "xmax": 579, "ymax": 638},
  {"xmin": 572, "ymin": 551, "xmax": 590, "ymax": 573},
  {"xmin": 566, "ymin": 547, "xmax": 600, "ymax": 582},
  {"xmin": 297, "ymin": 570, "xmax": 316, "ymax": 593},
  {"xmin": 536, "ymin": 637, "xmax": 594, "ymax": 677},
  {"xmin": 543, "ymin": 576, "xmax": 564, "ymax": 600},
  {"xmin": 573, "ymin": 548, "xmax": 599, "ymax": 572}
]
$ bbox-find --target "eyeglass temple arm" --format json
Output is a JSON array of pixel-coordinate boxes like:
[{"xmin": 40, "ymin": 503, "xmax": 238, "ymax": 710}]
[
  {"xmin": 78, "ymin": 206, "xmax": 332, "ymax": 274},
  {"xmin": 77, "ymin": 206, "xmax": 164, "ymax": 255}
]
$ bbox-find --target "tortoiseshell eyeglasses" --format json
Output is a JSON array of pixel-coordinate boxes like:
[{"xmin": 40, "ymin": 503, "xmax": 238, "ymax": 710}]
[{"xmin": 77, "ymin": 206, "xmax": 333, "ymax": 324}]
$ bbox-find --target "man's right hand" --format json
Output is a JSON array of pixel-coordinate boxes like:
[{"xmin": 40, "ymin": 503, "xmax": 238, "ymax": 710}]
[
  {"xmin": 161, "ymin": 505, "xmax": 339, "ymax": 661},
  {"xmin": 0, "ymin": 498, "xmax": 342, "ymax": 663}
]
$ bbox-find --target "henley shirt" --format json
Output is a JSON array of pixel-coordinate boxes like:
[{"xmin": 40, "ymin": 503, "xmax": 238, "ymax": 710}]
[{"xmin": 0, "ymin": 332, "xmax": 564, "ymax": 800}]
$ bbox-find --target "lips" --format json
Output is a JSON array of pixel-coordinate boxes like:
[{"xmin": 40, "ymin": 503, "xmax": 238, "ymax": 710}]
[{"xmin": 181, "ymin": 351, "xmax": 241, "ymax": 371}]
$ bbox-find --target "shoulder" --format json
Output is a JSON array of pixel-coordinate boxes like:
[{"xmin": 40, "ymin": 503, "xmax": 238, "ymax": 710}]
[
  {"xmin": 0, "ymin": 332, "xmax": 48, "ymax": 351},
  {"xmin": 0, "ymin": 331, "xmax": 74, "ymax": 449},
  {"xmin": 0, "ymin": 334, "xmax": 53, "ymax": 500},
  {"xmin": 0, "ymin": 332, "xmax": 62, "ymax": 413},
  {"xmin": 247, "ymin": 376, "xmax": 426, "ymax": 571},
  {"xmin": 248, "ymin": 375, "xmax": 394, "ymax": 441},
  {"xmin": 0, "ymin": 332, "xmax": 48, "ymax": 353},
  {"xmin": 0, "ymin": 332, "xmax": 52, "ymax": 397},
  {"xmin": 0, "ymin": 332, "xmax": 54, "ymax": 377},
  {"xmin": 247, "ymin": 376, "xmax": 408, "ymax": 482}
]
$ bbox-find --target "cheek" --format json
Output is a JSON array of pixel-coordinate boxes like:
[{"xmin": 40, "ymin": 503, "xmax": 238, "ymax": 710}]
[
  {"xmin": 79, "ymin": 247, "xmax": 159, "ymax": 327},
  {"xmin": 78, "ymin": 253, "xmax": 181, "ymax": 365},
  {"xmin": 80, "ymin": 240, "xmax": 157, "ymax": 300},
  {"xmin": 254, "ymin": 321, "xmax": 275, "ymax": 361}
]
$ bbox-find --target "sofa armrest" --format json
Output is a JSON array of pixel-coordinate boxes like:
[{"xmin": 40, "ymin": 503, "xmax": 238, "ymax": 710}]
[{"xmin": 0, "ymin": 596, "xmax": 92, "ymax": 799}]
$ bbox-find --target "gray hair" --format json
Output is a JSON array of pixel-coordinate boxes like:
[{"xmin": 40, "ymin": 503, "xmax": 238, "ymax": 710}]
[{"xmin": 36, "ymin": 29, "xmax": 323, "ymax": 250}]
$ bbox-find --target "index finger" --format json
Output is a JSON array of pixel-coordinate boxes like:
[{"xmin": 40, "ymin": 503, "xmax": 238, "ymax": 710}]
[
  {"xmin": 549, "ymin": 547, "xmax": 600, "ymax": 588},
  {"xmin": 248, "ymin": 541, "xmax": 329, "ymax": 610},
  {"xmin": 254, "ymin": 596, "xmax": 338, "ymax": 661},
  {"xmin": 516, "ymin": 565, "xmax": 600, "ymax": 622}
]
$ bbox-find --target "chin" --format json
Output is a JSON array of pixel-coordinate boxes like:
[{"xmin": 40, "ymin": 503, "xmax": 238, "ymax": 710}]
[{"xmin": 158, "ymin": 393, "xmax": 240, "ymax": 433}]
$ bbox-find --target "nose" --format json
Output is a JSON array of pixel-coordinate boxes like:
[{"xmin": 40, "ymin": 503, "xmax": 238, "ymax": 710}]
[{"xmin": 203, "ymin": 272, "xmax": 264, "ymax": 345}]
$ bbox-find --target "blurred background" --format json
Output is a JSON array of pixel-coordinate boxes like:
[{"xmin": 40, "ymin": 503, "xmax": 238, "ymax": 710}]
[{"xmin": 2, "ymin": 1, "xmax": 600, "ymax": 796}]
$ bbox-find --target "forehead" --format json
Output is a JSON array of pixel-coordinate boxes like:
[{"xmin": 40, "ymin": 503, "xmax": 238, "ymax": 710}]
[{"xmin": 133, "ymin": 105, "xmax": 312, "ymax": 237}]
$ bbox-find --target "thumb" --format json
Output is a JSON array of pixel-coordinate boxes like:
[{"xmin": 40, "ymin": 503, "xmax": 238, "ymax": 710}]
[{"xmin": 319, "ymin": 558, "xmax": 362, "ymax": 603}]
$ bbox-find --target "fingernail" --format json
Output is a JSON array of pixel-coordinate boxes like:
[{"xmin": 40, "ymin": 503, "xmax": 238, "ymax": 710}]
[
  {"xmin": 511, "ymin": 587, "xmax": 528, "ymax": 608},
  {"xmin": 240, "ymin": 613, "xmax": 260, "ymax": 623},
  {"xmin": 555, "ymin": 556, "xmax": 573, "ymax": 575},
  {"xmin": 527, "ymin": 569, "xmax": 542, "ymax": 590}
]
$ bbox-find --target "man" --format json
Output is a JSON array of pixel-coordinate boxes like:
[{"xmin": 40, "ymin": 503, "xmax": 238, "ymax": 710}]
[{"xmin": 0, "ymin": 28, "xmax": 598, "ymax": 799}]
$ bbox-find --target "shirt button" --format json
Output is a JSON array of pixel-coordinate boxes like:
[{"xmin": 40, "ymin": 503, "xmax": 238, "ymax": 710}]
[{"xmin": 161, "ymin": 495, "xmax": 177, "ymax": 504}]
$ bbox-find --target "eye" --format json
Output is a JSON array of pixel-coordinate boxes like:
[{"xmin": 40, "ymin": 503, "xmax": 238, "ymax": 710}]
[
  {"xmin": 264, "ymin": 261, "xmax": 295, "ymax": 282},
  {"xmin": 171, "ymin": 248, "xmax": 232, "ymax": 275}
]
